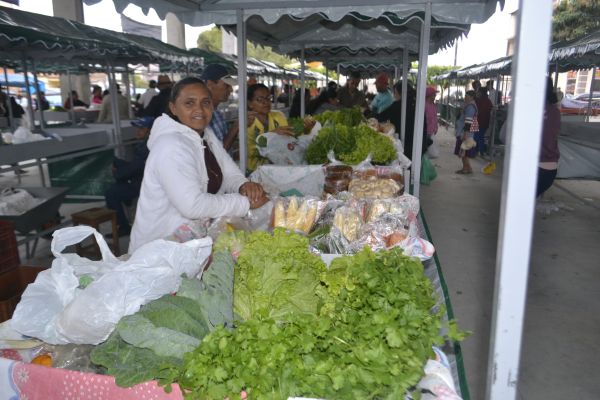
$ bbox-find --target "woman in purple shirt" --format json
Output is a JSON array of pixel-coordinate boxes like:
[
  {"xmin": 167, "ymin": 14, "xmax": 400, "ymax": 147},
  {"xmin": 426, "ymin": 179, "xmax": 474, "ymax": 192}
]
[{"xmin": 537, "ymin": 77, "xmax": 561, "ymax": 197}]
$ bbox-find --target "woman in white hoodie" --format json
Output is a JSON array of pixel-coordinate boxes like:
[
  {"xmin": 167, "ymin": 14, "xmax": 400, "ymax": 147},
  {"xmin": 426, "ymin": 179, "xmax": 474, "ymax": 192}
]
[{"xmin": 129, "ymin": 77, "xmax": 266, "ymax": 252}]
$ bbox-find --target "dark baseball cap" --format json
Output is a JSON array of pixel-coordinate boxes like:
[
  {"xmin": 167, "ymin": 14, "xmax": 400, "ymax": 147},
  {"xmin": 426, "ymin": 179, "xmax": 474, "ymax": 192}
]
[
  {"xmin": 131, "ymin": 116, "xmax": 155, "ymax": 128},
  {"xmin": 201, "ymin": 64, "xmax": 237, "ymax": 85}
]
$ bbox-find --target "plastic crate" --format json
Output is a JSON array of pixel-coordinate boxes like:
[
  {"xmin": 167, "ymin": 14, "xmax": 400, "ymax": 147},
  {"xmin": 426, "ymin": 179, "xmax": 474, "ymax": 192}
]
[
  {"xmin": 0, "ymin": 265, "xmax": 46, "ymax": 322},
  {"xmin": 0, "ymin": 220, "xmax": 20, "ymax": 273}
]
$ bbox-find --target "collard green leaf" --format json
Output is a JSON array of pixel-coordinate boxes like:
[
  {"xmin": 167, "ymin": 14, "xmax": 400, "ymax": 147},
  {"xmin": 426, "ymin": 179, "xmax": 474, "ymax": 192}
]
[
  {"xmin": 117, "ymin": 314, "xmax": 201, "ymax": 359},
  {"xmin": 90, "ymin": 333, "xmax": 182, "ymax": 388}
]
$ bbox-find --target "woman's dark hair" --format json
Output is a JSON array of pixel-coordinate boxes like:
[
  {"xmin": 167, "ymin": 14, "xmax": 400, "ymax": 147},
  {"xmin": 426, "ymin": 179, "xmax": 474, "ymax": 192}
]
[
  {"xmin": 465, "ymin": 90, "xmax": 476, "ymax": 99},
  {"xmin": 247, "ymin": 83, "xmax": 269, "ymax": 102},
  {"xmin": 308, "ymin": 87, "xmax": 337, "ymax": 114},
  {"xmin": 170, "ymin": 76, "xmax": 208, "ymax": 103},
  {"xmin": 546, "ymin": 76, "xmax": 558, "ymax": 105}
]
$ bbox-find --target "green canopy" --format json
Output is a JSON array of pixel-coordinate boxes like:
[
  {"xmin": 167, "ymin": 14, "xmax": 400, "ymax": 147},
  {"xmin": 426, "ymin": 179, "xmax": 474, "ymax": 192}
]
[
  {"xmin": 551, "ymin": 29, "xmax": 600, "ymax": 71},
  {"xmin": 0, "ymin": 6, "xmax": 202, "ymax": 68}
]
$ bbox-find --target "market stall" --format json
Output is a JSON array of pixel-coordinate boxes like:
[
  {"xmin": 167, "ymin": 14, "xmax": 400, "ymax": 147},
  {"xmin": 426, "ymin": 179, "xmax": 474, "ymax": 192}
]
[
  {"xmin": 13, "ymin": 1, "xmax": 557, "ymax": 400},
  {"xmin": 0, "ymin": 176, "xmax": 464, "ymax": 399}
]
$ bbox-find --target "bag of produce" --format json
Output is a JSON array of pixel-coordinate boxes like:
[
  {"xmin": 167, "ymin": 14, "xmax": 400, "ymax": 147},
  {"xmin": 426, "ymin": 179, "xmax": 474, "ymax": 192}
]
[
  {"xmin": 420, "ymin": 155, "xmax": 438, "ymax": 185},
  {"xmin": 11, "ymin": 225, "xmax": 212, "ymax": 345},
  {"xmin": 256, "ymin": 121, "xmax": 321, "ymax": 165}
]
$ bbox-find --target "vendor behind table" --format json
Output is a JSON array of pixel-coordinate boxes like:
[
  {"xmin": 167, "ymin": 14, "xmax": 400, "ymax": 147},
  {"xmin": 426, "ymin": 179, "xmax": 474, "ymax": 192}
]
[{"xmin": 129, "ymin": 77, "xmax": 267, "ymax": 252}]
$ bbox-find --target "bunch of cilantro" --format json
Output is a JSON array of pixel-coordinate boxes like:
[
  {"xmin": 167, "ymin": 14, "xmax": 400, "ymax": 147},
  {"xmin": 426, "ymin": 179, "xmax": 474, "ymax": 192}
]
[{"xmin": 176, "ymin": 245, "xmax": 455, "ymax": 399}]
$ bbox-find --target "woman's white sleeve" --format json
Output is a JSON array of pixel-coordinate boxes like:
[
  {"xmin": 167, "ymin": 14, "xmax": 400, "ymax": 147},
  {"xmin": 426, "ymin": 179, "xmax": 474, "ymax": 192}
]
[{"xmin": 154, "ymin": 140, "xmax": 250, "ymax": 219}]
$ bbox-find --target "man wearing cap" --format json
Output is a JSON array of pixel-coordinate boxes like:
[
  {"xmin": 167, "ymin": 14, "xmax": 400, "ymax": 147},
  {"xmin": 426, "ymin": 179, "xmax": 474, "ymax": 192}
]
[
  {"xmin": 370, "ymin": 73, "xmax": 394, "ymax": 114},
  {"xmin": 104, "ymin": 116, "xmax": 153, "ymax": 237},
  {"xmin": 201, "ymin": 64, "xmax": 239, "ymax": 150},
  {"xmin": 143, "ymin": 75, "xmax": 173, "ymax": 118},
  {"xmin": 338, "ymin": 71, "xmax": 368, "ymax": 109}
]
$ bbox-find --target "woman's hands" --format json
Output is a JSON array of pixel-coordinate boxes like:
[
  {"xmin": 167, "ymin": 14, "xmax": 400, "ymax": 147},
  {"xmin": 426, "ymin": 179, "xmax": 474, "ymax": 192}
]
[
  {"xmin": 303, "ymin": 118, "xmax": 316, "ymax": 134},
  {"xmin": 239, "ymin": 182, "xmax": 269, "ymax": 209}
]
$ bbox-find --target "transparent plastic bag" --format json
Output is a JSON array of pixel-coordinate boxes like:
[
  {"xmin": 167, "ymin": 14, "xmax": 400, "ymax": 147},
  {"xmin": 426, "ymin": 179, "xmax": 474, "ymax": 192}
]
[
  {"xmin": 272, "ymin": 196, "xmax": 327, "ymax": 234},
  {"xmin": 349, "ymin": 177, "xmax": 401, "ymax": 199}
]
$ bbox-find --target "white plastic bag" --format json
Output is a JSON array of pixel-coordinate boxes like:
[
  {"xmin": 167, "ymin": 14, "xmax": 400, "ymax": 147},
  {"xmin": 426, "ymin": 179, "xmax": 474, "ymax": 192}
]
[
  {"xmin": 0, "ymin": 188, "xmax": 42, "ymax": 216},
  {"xmin": 11, "ymin": 225, "xmax": 212, "ymax": 345},
  {"xmin": 426, "ymin": 137, "xmax": 440, "ymax": 159},
  {"xmin": 256, "ymin": 121, "xmax": 321, "ymax": 166}
]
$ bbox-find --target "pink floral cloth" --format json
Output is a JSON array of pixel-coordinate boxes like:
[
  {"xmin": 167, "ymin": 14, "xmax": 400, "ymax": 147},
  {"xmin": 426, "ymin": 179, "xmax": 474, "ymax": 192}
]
[{"xmin": 0, "ymin": 357, "xmax": 183, "ymax": 400}]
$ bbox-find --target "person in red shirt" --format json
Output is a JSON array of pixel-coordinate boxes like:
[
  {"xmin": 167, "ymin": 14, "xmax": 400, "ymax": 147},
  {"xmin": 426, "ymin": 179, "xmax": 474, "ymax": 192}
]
[{"xmin": 475, "ymin": 87, "xmax": 493, "ymax": 156}]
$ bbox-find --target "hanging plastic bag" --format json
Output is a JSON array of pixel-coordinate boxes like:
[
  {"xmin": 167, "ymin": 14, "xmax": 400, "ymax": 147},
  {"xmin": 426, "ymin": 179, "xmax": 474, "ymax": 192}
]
[
  {"xmin": 426, "ymin": 137, "xmax": 440, "ymax": 159},
  {"xmin": 420, "ymin": 155, "xmax": 437, "ymax": 185},
  {"xmin": 11, "ymin": 225, "xmax": 212, "ymax": 345}
]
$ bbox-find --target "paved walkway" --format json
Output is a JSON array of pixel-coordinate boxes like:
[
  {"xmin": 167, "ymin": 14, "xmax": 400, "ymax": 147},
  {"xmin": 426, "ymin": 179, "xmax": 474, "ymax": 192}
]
[{"xmin": 421, "ymin": 125, "xmax": 600, "ymax": 399}]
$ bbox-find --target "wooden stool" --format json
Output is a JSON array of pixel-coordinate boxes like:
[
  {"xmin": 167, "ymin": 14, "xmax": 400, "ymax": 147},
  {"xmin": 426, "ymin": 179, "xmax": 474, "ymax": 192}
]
[{"xmin": 71, "ymin": 207, "xmax": 120, "ymax": 256}]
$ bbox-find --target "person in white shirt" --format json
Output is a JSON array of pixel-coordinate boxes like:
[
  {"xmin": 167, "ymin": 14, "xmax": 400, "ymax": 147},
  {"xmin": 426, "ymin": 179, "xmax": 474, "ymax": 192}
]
[{"xmin": 139, "ymin": 80, "xmax": 158, "ymax": 110}]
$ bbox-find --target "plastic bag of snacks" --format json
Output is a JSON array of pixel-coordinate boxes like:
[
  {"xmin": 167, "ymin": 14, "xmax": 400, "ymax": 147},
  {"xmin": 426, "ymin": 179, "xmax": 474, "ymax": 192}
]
[
  {"xmin": 348, "ymin": 177, "xmax": 401, "ymax": 199},
  {"xmin": 272, "ymin": 196, "xmax": 327, "ymax": 234}
]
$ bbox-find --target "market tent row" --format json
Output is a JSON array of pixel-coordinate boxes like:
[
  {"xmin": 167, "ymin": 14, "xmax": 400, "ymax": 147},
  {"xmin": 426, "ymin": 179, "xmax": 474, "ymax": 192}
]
[{"xmin": 433, "ymin": 27, "xmax": 600, "ymax": 82}]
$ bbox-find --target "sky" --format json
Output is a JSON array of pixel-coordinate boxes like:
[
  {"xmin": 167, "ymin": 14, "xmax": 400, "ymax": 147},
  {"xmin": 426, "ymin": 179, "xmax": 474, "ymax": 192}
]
[{"xmin": 5, "ymin": 0, "xmax": 519, "ymax": 68}]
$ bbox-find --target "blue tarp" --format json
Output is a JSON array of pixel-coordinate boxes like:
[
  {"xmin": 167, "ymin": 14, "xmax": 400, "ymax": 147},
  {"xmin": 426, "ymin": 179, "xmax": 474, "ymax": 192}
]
[{"xmin": 0, "ymin": 72, "xmax": 45, "ymax": 93}]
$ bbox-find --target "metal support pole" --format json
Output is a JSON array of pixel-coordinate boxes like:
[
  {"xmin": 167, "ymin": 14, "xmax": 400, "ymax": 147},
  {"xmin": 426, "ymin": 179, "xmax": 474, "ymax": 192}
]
[
  {"xmin": 107, "ymin": 64, "xmax": 124, "ymax": 158},
  {"xmin": 585, "ymin": 66, "xmax": 596, "ymax": 123},
  {"xmin": 21, "ymin": 58, "xmax": 35, "ymax": 131},
  {"xmin": 300, "ymin": 47, "xmax": 306, "ymax": 118},
  {"xmin": 411, "ymin": 2, "xmax": 431, "ymax": 198},
  {"xmin": 553, "ymin": 63, "xmax": 559, "ymax": 90},
  {"xmin": 336, "ymin": 64, "xmax": 340, "ymax": 86},
  {"xmin": 123, "ymin": 68, "xmax": 134, "ymax": 119},
  {"xmin": 401, "ymin": 48, "xmax": 409, "ymax": 145},
  {"xmin": 486, "ymin": 1, "xmax": 554, "ymax": 399},
  {"xmin": 31, "ymin": 60, "xmax": 46, "ymax": 131},
  {"xmin": 3, "ymin": 67, "xmax": 15, "ymax": 132},
  {"xmin": 66, "ymin": 70, "xmax": 76, "ymax": 125},
  {"xmin": 236, "ymin": 9, "xmax": 248, "ymax": 173}
]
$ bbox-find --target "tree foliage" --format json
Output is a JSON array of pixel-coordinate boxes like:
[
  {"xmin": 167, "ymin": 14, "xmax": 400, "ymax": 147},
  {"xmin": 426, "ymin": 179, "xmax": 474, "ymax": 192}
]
[
  {"xmin": 427, "ymin": 65, "xmax": 457, "ymax": 87},
  {"xmin": 196, "ymin": 27, "xmax": 294, "ymax": 67},
  {"xmin": 552, "ymin": 0, "xmax": 600, "ymax": 42}
]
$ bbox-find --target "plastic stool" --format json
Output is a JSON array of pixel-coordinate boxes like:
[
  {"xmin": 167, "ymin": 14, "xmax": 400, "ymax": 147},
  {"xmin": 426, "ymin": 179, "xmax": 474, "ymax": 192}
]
[{"xmin": 71, "ymin": 207, "xmax": 120, "ymax": 256}]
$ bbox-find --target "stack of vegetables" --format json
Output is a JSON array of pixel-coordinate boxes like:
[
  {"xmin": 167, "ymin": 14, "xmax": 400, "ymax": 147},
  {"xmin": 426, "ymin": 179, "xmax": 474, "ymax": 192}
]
[
  {"xmin": 174, "ymin": 230, "xmax": 460, "ymax": 399},
  {"xmin": 305, "ymin": 108, "xmax": 397, "ymax": 165},
  {"xmin": 89, "ymin": 229, "xmax": 463, "ymax": 399}
]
